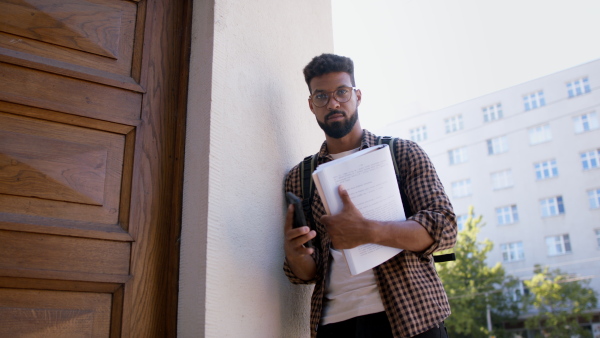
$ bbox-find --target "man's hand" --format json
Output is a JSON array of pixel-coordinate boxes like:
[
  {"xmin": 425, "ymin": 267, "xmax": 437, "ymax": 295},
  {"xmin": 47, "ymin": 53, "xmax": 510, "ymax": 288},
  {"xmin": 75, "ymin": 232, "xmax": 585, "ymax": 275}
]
[
  {"xmin": 321, "ymin": 186, "xmax": 436, "ymax": 252},
  {"xmin": 320, "ymin": 186, "xmax": 372, "ymax": 249},
  {"xmin": 284, "ymin": 203, "xmax": 316, "ymax": 281}
]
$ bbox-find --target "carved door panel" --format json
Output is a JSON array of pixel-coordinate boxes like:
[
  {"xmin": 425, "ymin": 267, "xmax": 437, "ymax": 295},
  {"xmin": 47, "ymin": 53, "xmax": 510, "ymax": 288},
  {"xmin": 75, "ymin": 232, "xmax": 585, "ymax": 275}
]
[{"xmin": 0, "ymin": 0, "xmax": 190, "ymax": 336}]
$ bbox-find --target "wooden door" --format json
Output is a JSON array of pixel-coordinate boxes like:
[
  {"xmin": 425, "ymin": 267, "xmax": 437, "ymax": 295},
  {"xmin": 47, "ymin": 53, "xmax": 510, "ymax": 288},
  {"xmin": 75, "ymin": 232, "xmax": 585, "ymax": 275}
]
[{"xmin": 0, "ymin": 0, "xmax": 191, "ymax": 336}]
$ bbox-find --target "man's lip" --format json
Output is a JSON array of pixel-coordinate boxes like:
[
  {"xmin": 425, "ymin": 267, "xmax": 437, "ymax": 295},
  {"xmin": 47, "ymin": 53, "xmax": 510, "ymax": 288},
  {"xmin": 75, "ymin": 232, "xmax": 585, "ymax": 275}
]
[{"xmin": 326, "ymin": 112, "xmax": 345, "ymax": 121}]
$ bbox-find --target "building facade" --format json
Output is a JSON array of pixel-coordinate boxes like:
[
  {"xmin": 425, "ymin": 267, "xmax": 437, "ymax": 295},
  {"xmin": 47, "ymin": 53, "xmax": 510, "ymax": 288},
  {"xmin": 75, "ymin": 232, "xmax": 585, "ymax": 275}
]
[{"xmin": 386, "ymin": 59, "xmax": 600, "ymax": 330}]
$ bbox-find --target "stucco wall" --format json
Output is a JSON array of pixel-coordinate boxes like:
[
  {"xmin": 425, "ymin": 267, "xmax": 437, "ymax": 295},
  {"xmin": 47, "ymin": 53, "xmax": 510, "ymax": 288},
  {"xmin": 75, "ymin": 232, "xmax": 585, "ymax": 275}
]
[{"xmin": 179, "ymin": 1, "xmax": 333, "ymax": 337}]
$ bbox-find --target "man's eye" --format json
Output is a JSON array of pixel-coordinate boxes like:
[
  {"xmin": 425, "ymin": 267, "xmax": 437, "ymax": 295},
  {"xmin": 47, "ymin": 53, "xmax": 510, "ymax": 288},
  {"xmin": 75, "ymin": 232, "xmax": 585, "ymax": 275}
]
[
  {"xmin": 315, "ymin": 93, "xmax": 328, "ymax": 100},
  {"xmin": 336, "ymin": 89, "xmax": 349, "ymax": 96}
]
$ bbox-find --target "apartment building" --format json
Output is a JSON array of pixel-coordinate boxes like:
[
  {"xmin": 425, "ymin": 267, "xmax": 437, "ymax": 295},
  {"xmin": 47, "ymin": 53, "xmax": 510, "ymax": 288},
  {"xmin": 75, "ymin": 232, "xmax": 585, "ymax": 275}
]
[{"xmin": 385, "ymin": 59, "xmax": 600, "ymax": 324}]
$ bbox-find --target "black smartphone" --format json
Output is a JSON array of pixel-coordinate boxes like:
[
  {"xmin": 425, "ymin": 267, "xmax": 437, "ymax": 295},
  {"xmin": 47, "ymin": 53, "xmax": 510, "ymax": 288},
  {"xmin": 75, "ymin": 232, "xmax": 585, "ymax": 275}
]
[{"xmin": 285, "ymin": 192, "xmax": 313, "ymax": 248}]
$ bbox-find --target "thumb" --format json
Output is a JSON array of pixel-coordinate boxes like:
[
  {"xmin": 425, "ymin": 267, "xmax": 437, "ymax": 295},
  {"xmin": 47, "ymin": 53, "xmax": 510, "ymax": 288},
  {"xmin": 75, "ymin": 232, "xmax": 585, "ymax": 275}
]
[{"xmin": 338, "ymin": 185, "xmax": 354, "ymax": 207}]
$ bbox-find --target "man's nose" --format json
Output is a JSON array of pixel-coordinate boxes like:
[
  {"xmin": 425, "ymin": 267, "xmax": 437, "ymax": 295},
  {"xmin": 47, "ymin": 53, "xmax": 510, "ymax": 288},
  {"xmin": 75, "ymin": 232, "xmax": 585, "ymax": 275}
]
[{"xmin": 327, "ymin": 95, "xmax": 341, "ymax": 110}]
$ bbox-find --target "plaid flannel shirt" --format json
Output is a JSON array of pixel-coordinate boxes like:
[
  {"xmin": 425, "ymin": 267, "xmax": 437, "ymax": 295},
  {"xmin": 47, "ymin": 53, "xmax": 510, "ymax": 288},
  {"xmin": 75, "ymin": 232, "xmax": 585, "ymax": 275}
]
[{"xmin": 283, "ymin": 130, "xmax": 457, "ymax": 338}]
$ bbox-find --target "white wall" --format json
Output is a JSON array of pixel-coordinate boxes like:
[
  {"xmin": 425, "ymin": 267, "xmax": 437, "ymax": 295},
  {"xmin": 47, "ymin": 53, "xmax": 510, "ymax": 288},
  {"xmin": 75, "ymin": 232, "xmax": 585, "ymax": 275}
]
[{"xmin": 179, "ymin": 1, "xmax": 333, "ymax": 337}]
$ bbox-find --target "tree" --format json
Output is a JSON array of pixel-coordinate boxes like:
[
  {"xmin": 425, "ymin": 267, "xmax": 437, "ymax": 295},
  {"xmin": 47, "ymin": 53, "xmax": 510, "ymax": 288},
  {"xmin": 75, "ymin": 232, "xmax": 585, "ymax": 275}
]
[
  {"xmin": 437, "ymin": 206, "xmax": 520, "ymax": 338},
  {"xmin": 522, "ymin": 265, "xmax": 598, "ymax": 337}
]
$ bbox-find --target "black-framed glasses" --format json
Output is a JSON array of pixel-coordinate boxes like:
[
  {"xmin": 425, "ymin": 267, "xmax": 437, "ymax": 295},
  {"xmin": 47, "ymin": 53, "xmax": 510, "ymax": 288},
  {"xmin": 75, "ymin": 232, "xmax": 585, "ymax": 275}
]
[{"xmin": 309, "ymin": 87, "xmax": 357, "ymax": 108}]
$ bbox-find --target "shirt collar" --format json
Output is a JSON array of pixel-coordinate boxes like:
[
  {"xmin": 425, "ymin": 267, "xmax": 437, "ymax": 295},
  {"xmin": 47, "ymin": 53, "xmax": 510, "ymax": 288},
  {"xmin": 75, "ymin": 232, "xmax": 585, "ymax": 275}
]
[{"xmin": 317, "ymin": 129, "xmax": 377, "ymax": 160}]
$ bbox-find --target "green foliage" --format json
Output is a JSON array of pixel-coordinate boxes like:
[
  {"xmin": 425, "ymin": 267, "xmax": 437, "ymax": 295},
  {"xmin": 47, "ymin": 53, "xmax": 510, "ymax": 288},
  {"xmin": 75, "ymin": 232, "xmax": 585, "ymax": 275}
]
[
  {"xmin": 437, "ymin": 206, "xmax": 520, "ymax": 338},
  {"xmin": 522, "ymin": 265, "xmax": 598, "ymax": 337}
]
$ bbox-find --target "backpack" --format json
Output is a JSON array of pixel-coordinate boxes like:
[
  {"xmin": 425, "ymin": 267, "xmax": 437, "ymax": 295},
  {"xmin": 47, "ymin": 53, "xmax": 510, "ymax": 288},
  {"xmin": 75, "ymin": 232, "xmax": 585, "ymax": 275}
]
[{"xmin": 300, "ymin": 136, "xmax": 455, "ymax": 263}]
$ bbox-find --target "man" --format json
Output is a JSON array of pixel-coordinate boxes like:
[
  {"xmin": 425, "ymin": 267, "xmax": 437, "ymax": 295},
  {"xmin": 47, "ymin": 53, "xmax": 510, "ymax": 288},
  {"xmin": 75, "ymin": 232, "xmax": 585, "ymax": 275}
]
[{"xmin": 283, "ymin": 53, "xmax": 457, "ymax": 338}]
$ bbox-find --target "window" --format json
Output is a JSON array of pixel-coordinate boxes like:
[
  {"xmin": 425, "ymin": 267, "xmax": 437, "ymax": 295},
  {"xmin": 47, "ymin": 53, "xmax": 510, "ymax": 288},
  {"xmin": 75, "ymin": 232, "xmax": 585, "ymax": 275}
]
[
  {"xmin": 409, "ymin": 125, "xmax": 427, "ymax": 142},
  {"xmin": 452, "ymin": 179, "xmax": 471, "ymax": 198},
  {"xmin": 491, "ymin": 169, "xmax": 513, "ymax": 190},
  {"xmin": 573, "ymin": 111, "xmax": 599, "ymax": 133},
  {"xmin": 546, "ymin": 234, "xmax": 572, "ymax": 256},
  {"xmin": 567, "ymin": 77, "xmax": 591, "ymax": 98},
  {"xmin": 523, "ymin": 90, "xmax": 546, "ymax": 111},
  {"xmin": 511, "ymin": 280, "xmax": 530, "ymax": 301},
  {"xmin": 487, "ymin": 136, "xmax": 509, "ymax": 155},
  {"xmin": 528, "ymin": 124, "xmax": 552, "ymax": 145},
  {"xmin": 445, "ymin": 115, "xmax": 464, "ymax": 133},
  {"xmin": 496, "ymin": 205, "xmax": 519, "ymax": 225},
  {"xmin": 483, "ymin": 103, "xmax": 503, "ymax": 122},
  {"xmin": 534, "ymin": 159, "xmax": 558, "ymax": 180},
  {"xmin": 501, "ymin": 241, "xmax": 524, "ymax": 262},
  {"xmin": 456, "ymin": 214, "xmax": 467, "ymax": 231},
  {"xmin": 448, "ymin": 147, "xmax": 468, "ymax": 165},
  {"xmin": 540, "ymin": 196, "xmax": 565, "ymax": 217},
  {"xmin": 588, "ymin": 188, "xmax": 600, "ymax": 209},
  {"xmin": 581, "ymin": 149, "xmax": 600, "ymax": 170}
]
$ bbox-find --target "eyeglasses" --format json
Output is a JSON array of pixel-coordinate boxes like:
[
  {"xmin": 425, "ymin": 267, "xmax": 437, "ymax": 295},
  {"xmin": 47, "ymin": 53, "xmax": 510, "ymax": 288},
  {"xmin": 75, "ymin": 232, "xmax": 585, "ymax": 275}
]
[{"xmin": 309, "ymin": 87, "xmax": 357, "ymax": 108}]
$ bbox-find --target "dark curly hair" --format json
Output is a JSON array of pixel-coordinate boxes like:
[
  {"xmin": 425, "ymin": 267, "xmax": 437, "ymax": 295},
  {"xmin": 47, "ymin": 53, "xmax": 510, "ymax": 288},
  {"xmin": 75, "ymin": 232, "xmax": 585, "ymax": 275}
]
[{"xmin": 303, "ymin": 53, "xmax": 355, "ymax": 93}]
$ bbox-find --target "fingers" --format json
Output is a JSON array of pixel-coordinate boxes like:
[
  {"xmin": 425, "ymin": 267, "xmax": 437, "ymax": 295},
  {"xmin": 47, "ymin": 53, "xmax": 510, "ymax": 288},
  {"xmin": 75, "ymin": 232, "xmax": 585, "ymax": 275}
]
[
  {"xmin": 338, "ymin": 185, "xmax": 354, "ymax": 209},
  {"xmin": 286, "ymin": 234, "xmax": 315, "ymax": 256},
  {"xmin": 286, "ymin": 226, "xmax": 315, "ymax": 246},
  {"xmin": 284, "ymin": 204, "xmax": 294, "ymax": 231},
  {"xmin": 338, "ymin": 185, "xmax": 349, "ymax": 197},
  {"xmin": 284, "ymin": 204, "xmax": 315, "ymax": 254}
]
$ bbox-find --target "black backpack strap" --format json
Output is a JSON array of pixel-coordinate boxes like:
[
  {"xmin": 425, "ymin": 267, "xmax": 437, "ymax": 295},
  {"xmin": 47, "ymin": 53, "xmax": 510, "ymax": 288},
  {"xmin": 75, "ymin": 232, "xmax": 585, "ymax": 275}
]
[
  {"xmin": 300, "ymin": 153, "xmax": 318, "ymax": 230},
  {"xmin": 377, "ymin": 136, "xmax": 413, "ymax": 219},
  {"xmin": 432, "ymin": 253, "xmax": 456, "ymax": 263},
  {"xmin": 377, "ymin": 136, "xmax": 455, "ymax": 263}
]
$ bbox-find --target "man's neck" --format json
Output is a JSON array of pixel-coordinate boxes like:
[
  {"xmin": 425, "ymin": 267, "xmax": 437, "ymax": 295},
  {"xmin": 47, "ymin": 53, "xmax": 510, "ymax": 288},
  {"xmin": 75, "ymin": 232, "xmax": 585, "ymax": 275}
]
[{"xmin": 325, "ymin": 125, "xmax": 363, "ymax": 154}]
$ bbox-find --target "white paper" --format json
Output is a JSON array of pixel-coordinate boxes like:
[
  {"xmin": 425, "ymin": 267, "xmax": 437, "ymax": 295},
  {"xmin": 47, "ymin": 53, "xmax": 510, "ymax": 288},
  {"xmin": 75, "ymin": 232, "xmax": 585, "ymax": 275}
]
[{"xmin": 313, "ymin": 145, "xmax": 405, "ymax": 275}]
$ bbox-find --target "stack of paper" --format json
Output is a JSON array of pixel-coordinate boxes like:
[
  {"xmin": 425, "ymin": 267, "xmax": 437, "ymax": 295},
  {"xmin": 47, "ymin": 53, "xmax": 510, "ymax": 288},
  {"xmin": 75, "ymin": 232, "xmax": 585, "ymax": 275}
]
[{"xmin": 312, "ymin": 144, "xmax": 405, "ymax": 275}]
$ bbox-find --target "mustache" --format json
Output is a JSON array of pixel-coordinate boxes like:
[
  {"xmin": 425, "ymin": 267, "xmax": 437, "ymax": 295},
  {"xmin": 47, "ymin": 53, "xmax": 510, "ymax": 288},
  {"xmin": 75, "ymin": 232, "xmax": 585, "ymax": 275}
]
[{"xmin": 325, "ymin": 110, "xmax": 346, "ymax": 120}]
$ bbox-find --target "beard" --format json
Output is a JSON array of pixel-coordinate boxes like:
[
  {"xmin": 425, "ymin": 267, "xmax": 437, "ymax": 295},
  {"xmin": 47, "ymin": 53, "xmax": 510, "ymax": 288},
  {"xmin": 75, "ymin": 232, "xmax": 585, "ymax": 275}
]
[{"xmin": 317, "ymin": 109, "xmax": 359, "ymax": 139}]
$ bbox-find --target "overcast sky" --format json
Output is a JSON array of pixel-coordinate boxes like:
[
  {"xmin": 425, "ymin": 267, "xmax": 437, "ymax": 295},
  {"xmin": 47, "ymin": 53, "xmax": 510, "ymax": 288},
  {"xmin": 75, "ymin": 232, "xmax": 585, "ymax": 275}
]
[{"xmin": 332, "ymin": 0, "xmax": 600, "ymax": 133}]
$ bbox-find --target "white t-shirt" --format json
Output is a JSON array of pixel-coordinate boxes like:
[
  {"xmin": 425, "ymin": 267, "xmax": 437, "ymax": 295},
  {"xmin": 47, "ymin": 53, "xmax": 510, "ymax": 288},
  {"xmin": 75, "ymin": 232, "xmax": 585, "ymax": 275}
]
[{"xmin": 320, "ymin": 148, "xmax": 385, "ymax": 325}]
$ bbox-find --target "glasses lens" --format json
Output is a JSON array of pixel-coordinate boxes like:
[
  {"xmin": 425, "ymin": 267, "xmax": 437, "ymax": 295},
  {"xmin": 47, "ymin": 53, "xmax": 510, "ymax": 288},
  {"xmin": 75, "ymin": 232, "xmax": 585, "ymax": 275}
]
[
  {"xmin": 311, "ymin": 87, "xmax": 354, "ymax": 107},
  {"xmin": 312, "ymin": 93, "xmax": 329, "ymax": 107},
  {"xmin": 334, "ymin": 87, "xmax": 352, "ymax": 103}
]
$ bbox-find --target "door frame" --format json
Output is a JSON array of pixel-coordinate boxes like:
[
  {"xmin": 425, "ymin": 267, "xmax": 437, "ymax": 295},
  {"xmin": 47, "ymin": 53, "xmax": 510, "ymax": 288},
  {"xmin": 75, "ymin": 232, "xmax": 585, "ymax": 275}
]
[{"xmin": 123, "ymin": 0, "xmax": 193, "ymax": 335}]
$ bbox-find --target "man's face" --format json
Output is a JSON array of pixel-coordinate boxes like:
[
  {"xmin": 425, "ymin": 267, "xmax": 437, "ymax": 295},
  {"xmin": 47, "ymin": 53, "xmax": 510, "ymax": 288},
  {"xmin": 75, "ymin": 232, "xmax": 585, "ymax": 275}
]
[{"xmin": 308, "ymin": 72, "xmax": 361, "ymax": 139}]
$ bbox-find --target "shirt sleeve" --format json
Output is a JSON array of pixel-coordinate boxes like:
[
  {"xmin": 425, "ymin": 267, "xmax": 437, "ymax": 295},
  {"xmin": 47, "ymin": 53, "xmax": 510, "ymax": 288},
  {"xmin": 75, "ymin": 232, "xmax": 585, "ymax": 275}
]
[
  {"xmin": 397, "ymin": 139, "xmax": 457, "ymax": 258},
  {"xmin": 282, "ymin": 164, "xmax": 318, "ymax": 284}
]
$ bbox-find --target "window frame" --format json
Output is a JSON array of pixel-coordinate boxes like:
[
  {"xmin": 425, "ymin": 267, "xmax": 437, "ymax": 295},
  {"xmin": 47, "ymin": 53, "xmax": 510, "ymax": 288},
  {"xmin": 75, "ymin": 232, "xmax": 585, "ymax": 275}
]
[
  {"xmin": 487, "ymin": 136, "xmax": 509, "ymax": 155},
  {"xmin": 491, "ymin": 169, "xmax": 514, "ymax": 190},
  {"xmin": 451, "ymin": 179, "xmax": 472, "ymax": 198},
  {"xmin": 501, "ymin": 241, "xmax": 525, "ymax": 262},
  {"xmin": 573, "ymin": 111, "xmax": 599, "ymax": 134},
  {"xmin": 581, "ymin": 149, "xmax": 600, "ymax": 170},
  {"xmin": 534, "ymin": 159, "xmax": 559, "ymax": 180},
  {"xmin": 444, "ymin": 115, "xmax": 464, "ymax": 134},
  {"xmin": 528, "ymin": 124, "xmax": 552, "ymax": 145},
  {"xmin": 409, "ymin": 125, "xmax": 428, "ymax": 142},
  {"xmin": 523, "ymin": 90, "xmax": 546, "ymax": 111},
  {"xmin": 545, "ymin": 234, "xmax": 572, "ymax": 256},
  {"xmin": 511, "ymin": 280, "xmax": 529, "ymax": 301},
  {"xmin": 567, "ymin": 76, "xmax": 591, "ymax": 98},
  {"xmin": 540, "ymin": 196, "xmax": 565, "ymax": 217},
  {"xmin": 448, "ymin": 146, "xmax": 468, "ymax": 165},
  {"xmin": 588, "ymin": 188, "xmax": 600, "ymax": 209},
  {"xmin": 483, "ymin": 103, "xmax": 503, "ymax": 123},
  {"xmin": 496, "ymin": 204, "xmax": 519, "ymax": 225}
]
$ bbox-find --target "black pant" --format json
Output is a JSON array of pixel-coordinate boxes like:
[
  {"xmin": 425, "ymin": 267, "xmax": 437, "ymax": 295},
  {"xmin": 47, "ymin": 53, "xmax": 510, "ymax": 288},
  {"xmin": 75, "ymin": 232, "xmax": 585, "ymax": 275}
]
[{"xmin": 316, "ymin": 312, "xmax": 448, "ymax": 338}]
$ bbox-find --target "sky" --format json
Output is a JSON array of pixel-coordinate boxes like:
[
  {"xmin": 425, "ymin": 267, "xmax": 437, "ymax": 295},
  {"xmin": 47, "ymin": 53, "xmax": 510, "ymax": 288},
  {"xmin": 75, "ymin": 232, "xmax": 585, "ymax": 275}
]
[{"xmin": 332, "ymin": 0, "xmax": 600, "ymax": 133}]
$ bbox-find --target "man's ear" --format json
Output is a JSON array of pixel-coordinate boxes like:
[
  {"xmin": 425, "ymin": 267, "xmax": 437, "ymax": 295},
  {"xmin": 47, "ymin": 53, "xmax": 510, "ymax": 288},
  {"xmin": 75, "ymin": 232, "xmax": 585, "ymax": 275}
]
[
  {"xmin": 356, "ymin": 89, "xmax": 362, "ymax": 106},
  {"xmin": 308, "ymin": 98, "xmax": 315, "ymax": 114}
]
